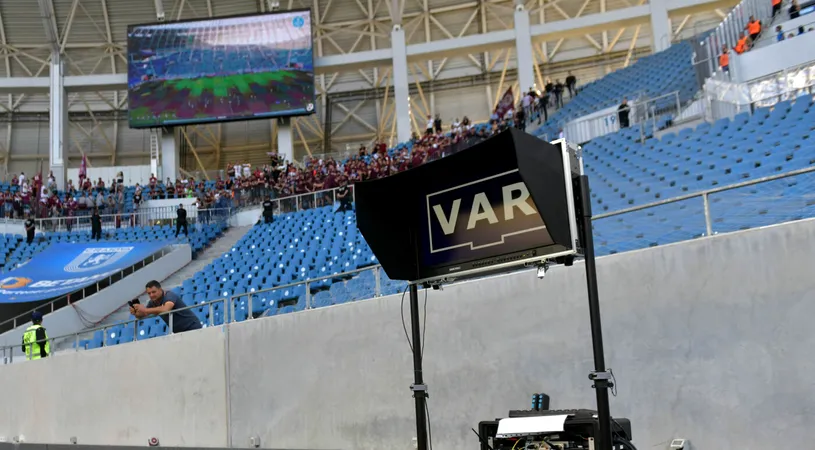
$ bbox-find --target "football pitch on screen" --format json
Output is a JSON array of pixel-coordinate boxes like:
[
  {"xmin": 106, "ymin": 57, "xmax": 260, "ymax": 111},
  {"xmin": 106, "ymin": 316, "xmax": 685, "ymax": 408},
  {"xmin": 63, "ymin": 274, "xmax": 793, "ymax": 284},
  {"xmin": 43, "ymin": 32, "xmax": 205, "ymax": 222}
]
[{"xmin": 128, "ymin": 70, "xmax": 312, "ymax": 127}]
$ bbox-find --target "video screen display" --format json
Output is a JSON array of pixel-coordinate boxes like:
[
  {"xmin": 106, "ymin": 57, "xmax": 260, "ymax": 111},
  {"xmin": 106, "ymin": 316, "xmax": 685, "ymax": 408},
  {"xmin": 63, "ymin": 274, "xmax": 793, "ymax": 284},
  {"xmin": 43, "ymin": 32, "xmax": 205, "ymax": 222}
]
[{"xmin": 127, "ymin": 10, "xmax": 315, "ymax": 129}]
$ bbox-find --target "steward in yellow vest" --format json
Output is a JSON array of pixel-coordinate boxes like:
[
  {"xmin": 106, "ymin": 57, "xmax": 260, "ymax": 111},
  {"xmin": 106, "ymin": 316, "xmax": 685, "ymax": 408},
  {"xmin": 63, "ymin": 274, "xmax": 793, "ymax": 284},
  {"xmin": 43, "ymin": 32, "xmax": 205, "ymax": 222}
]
[{"xmin": 22, "ymin": 311, "xmax": 50, "ymax": 360}]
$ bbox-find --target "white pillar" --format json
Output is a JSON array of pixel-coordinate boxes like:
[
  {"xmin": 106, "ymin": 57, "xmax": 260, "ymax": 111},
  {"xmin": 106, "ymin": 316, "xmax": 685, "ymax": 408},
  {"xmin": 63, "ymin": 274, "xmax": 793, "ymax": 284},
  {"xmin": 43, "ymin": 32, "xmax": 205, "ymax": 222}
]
[
  {"xmin": 160, "ymin": 129, "xmax": 179, "ymax": 182},
  {"xmin": 650, "ymin": 0, "xmax": 671, "ymax": 52},
  {"xmin": 391, "ymin": 25, "xmax": 412, "ymax": 144},
  {"xmin": 49, "ymin": 52, "xmax": 67, "ymax": 191},
  {"xmin": 277, "ymin": 117, "xmax": 294, "ymax": 164},
  {"xmin": 514, "ymin": 2, "xmax": 535, "ymax": 93}
]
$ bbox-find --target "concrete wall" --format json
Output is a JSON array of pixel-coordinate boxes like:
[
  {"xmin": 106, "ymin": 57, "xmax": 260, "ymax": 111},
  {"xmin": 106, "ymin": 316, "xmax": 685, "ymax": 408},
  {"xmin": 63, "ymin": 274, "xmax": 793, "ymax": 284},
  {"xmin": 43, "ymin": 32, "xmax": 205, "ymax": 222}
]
[
  {"xmin": 66, "ymin": 165, "xmax": 152, "ymax": 187},
  {"xmin": 0, "ymin": 245, "xmax": 192, "ymax": 356},
  {"xmin": 731, "ymin": 30, "xmax": 815, "ymax": 82},
  {"xmin": 2, "ymin": 218, "xmax": 815, "ymax": 448},
  {"xmin": 0, "ymin": 326, "xmax": 227, "ymax": 447},
  {"xmin": 0, "ymin": 221, "xmax": 25, "ymax": 236},
  {"xmin": 228, "ymin": 218, "xmax": 815, "ymax": 449},
  {"xmin": 229, "ymin": 207, "xmax": 261, "ymax": 228}
]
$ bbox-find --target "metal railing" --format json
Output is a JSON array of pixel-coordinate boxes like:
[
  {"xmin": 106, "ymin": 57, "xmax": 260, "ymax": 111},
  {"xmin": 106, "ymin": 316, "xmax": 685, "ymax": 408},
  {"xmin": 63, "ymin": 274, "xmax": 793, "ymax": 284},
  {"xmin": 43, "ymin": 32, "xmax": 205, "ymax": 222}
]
[
  {"xmin": 560, "ymin": 91, "xmax": 682, "ymax": 144},
  {"xmin": 594, "ymin": 165, "xmax": 815, "ymax": 236},
  {"xmin": 6, "ymin": 164, "xmax": 815, "ymax": 363},
  {"xmin": 29, "ymin": 206, "xmax": 233, "ymax": 234},
  {"xmin": 706, "ymin": 66, "xmax": 815, "ymax": 120},
  {"xmin": 268, "ymin": 185, "xmax": 356, "ymax": 214},
  {"xmin": 0, "ymin": 246, "xmax": 175, "ymax": 335},
  {"xmin": 763, "ymin": 17, "xmax": 815, "ymax": 45},
  {"xmin": 0, "ymin": 264, "xmax": 393, "ymax": 363}
]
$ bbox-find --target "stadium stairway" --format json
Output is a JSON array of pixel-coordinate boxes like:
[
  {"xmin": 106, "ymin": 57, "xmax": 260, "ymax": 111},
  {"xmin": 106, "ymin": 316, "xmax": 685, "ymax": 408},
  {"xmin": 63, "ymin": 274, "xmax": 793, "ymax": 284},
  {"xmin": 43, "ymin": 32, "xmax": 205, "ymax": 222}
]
[
  {"xmin": 86, "ymin": 225, "xmax": 255, "ymax": 333},
  {"xmin": 160, "ymin": 225, "xmax": 255, "ymax": 290}
]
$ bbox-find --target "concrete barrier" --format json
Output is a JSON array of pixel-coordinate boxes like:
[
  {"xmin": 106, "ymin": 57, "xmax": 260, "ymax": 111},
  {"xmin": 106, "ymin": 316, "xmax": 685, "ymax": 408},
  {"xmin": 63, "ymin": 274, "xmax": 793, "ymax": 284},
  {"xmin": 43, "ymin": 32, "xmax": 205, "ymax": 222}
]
[
  {"xmin": 0, "ymin": 245, "xmax": 192, "ymax": 356},
  {"xmin": 0, "ymin": 326, "xmax": 227, "ymax": 447},
  {"xmin": 2, "ymin": 218, "xmax": 815, "ymax": 448}
]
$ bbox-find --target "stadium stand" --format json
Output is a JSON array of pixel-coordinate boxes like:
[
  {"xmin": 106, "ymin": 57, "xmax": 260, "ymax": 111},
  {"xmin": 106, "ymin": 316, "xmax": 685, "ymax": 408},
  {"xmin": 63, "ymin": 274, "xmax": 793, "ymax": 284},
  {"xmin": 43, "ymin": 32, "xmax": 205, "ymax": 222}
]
[
  {"xmin": 62, "ymin": 87, "xmax": 815, "ymax": 351},
  {"xmin": 0, "ymin": 222, "xmax": 226, "ymax": 275},
  {"xmin": 26, "ymin": 21, "xmax": 815, "ymax": 354},
  {"xmin": 588, "ymin": 92, "xmax": 815, "ymax": 254},
  {"xmin": 93, "ymin": 206, "xmax": 406, "ymax": 350},
  {"xmin": 533, "ymin": 41, "xmax": 698, "ymax": 138}
]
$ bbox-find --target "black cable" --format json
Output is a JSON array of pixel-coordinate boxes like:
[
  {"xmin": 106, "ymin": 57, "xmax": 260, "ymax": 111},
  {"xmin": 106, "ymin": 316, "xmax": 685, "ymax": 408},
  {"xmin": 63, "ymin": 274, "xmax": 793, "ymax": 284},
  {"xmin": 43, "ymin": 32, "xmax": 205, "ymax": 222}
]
[
  {"xmin": 421, "ymin": 286, "xmax": 427, "ymax": 361},
  {"xmin": 609, "ymin": 367, "xmax": 618, "ymax": 397},
  {"xmin": 400, "ymin": 284, "xmax": 413, "ymax": 352},
  {"xmin": 425, "ymin": 401, "xmax": 433, "ymax": 450}
]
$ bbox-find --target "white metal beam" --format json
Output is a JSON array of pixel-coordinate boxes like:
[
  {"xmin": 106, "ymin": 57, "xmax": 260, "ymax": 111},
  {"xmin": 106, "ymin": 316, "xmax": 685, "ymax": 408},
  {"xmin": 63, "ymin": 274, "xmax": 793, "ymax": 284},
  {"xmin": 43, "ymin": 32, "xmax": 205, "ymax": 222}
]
[
  {"xmin": 0, "ymin": 0, "xmax": 736, "ymax": 94},
  {"xmin": 36, "ymin": 0, "xmax": 60, "ymax": 53}
]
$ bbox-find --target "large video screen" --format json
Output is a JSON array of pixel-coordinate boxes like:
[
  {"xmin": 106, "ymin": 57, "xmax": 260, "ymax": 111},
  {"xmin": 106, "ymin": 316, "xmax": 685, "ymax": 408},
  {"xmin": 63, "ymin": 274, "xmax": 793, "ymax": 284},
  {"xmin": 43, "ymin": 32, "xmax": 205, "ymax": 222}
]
[{"xmin": 127, "ymin": 10, "xmax": 315, "ymax": 129}]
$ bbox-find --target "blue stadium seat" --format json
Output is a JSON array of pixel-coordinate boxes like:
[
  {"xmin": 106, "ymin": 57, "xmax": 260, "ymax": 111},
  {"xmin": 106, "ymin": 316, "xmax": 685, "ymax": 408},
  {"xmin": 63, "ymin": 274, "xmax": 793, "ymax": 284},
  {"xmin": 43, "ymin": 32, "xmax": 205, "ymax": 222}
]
[{"xmin": 533, "ymin": 41, "xmax": 698, "ymax": 139}]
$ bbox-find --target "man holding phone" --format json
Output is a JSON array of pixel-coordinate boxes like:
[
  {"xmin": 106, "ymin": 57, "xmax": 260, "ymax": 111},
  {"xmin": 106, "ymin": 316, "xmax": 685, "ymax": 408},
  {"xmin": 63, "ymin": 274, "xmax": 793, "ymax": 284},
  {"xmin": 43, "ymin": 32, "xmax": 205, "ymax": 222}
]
[{"xmin": 130, "ymin": 280, "xmax": 201, "ymax": 333}]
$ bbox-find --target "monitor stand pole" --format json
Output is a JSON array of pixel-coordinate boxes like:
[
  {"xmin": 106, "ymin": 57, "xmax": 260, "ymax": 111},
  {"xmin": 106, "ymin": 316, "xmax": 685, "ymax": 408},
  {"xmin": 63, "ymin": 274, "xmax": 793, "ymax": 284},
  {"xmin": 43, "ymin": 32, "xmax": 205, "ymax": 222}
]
[
  {"xmin": 579, "ymin": 174, "xmax": 613, "ymax": 450},
  {"xmin": 408, "ymin": 283, "xmax": 429, "ymax": 450}
]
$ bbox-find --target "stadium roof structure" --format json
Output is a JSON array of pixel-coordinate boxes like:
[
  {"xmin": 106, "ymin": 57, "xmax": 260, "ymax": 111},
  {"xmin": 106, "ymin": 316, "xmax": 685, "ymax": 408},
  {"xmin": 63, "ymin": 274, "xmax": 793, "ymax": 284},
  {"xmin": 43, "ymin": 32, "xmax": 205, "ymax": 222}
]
[{"xmin": 0, "ymin": 0, "xmax": 735, "ymax": 175}]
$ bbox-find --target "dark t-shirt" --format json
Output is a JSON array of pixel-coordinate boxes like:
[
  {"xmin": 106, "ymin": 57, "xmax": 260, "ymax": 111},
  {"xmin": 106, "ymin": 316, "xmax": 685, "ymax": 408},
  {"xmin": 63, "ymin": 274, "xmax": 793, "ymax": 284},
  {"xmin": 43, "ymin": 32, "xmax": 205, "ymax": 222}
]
[
  {"xmin": 147, "ymin": 290, "xmax": 201, "ymax": 333},
  {"xmin": 337, "ymin": 186, "xmax": 350, "ymax": 201},
  {"xmin": 618, "ymin": 104, "xmax": 630, "ymax": 123}
]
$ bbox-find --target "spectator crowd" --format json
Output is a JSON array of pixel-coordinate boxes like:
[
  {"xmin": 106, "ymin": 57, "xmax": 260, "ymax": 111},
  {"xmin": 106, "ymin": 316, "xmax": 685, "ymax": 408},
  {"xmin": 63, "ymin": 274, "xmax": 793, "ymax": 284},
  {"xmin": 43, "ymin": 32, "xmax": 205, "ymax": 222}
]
[{"xmin": 4, "ymin": 75, "xmax": 582, "ymax": 222}]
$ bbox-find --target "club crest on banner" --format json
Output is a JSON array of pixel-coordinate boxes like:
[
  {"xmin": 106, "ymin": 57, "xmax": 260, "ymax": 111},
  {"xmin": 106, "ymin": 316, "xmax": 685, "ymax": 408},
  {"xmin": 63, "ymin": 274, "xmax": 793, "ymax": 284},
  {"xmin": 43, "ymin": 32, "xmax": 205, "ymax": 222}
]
[
  {"xmin": 64, "ymin": 247, "xmax": 135, "ymax": 273},
  {"xmin": 0, "ymin": 277, "xmax": 33, "ymax": 289}
]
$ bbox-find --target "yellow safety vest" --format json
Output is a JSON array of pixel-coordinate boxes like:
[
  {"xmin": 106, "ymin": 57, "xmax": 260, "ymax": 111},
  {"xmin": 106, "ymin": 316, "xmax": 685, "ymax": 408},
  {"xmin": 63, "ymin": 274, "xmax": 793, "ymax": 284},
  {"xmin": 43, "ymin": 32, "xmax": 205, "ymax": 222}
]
[{"xmin": 22, "ymin": 324, "xmax": 50, "ymax": 360}]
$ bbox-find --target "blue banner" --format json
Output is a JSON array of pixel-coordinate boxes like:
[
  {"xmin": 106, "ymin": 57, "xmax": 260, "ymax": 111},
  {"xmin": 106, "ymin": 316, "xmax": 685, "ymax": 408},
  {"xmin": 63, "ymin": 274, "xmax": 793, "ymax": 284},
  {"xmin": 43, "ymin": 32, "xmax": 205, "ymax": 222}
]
[{"xmin": 0, "ymin": 242, "xmax": 171, "ymax": 303}]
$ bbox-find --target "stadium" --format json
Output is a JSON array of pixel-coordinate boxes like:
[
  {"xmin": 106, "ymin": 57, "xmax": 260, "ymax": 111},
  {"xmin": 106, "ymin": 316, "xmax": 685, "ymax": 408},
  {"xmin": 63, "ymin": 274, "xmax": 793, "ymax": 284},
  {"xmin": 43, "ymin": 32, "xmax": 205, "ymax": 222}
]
[{"xmin": 0, "ymin": 0, "xmax": 813, "ymax": 449}]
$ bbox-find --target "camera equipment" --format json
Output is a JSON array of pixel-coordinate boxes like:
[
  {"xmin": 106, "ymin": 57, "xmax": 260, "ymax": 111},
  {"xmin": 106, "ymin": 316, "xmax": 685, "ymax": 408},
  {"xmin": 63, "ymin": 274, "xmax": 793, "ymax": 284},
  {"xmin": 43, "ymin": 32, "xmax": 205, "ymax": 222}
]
[{"xmin": 476, "ymin": 400, "xmax": 635, "ymax": 450}]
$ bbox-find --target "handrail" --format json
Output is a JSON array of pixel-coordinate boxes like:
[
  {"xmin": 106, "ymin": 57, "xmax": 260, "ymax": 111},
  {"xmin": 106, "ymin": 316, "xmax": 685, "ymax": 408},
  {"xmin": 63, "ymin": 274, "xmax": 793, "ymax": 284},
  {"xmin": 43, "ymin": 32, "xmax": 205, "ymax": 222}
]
[
  {"xmin": 706, "ymin": 73, "xmax": 815, "ymax": 117},
  {"xmin": 594, "ymin": 165, "xmax": 815, "ymax": 226},
  {"xmin": 768, "ymin": 17, "xmax": 815, "ymax": 40},
  {"xmin": 5, "ymin": 163, "xmax": 815, "ymax": 362},
  {"xmin": 31, "ymin": 206, "xmax": 234, "ymax": 233},
  {"xmin": 0, "ymin": 245, "xmax": 176, "ymax": 332},
  {"xmin": 0, "ymin": 204, "xmax": 198, "ymax": 225},
  {"xmin": 31, "ymin": 205, "xmax": 197, "ymax": 227},
  {"xmin": 561, "ymin": 91, "xmax": 682, "ymax": 144},
  {"xmin": 1, "ymin": 264, "xmax": 386, "ymax": 362}
]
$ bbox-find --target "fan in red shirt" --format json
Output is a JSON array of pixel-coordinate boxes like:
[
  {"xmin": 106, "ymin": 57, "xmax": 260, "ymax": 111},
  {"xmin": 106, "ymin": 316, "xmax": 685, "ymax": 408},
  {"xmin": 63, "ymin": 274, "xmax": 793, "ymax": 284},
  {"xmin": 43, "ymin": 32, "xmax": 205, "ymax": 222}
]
[
  {"xmin": 32, "ymin": 173, "xmax": 42, "ymax": 194},
  {"xmin": 47, "ymin": 193, "xmax": 62, "ymax": 217}
]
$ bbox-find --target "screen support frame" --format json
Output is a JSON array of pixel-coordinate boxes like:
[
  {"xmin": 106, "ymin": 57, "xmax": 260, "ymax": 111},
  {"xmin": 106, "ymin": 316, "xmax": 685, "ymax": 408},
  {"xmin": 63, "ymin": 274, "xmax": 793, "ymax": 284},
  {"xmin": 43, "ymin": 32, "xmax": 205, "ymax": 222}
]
[
  {"xmin": 403, "ymin": 170, "xmax": 614, "ymax": 450},
  {"xmin": 412, "ymin": 141, "xmax": 580, "ymax": 286}
]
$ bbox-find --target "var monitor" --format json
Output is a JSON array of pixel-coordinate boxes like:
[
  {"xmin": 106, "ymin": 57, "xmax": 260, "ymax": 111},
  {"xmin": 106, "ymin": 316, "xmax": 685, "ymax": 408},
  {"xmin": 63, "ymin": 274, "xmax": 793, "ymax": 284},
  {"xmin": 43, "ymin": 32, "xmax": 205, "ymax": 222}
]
[{"xmin": 355, "ymin": 129, "xmax": 581, "ymax": 284}]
